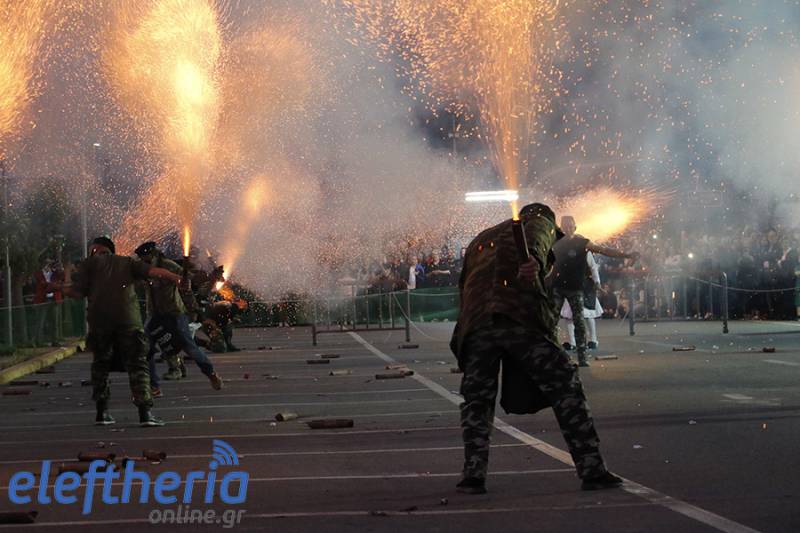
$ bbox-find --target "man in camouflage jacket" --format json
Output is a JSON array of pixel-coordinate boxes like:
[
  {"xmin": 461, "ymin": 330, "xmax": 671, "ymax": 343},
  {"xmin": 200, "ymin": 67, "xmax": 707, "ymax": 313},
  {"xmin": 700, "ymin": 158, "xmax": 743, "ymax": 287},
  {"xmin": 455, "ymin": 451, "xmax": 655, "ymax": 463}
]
[{"xmin": 451, "ymin": 203, "xmax": 623, "ymax": 494}]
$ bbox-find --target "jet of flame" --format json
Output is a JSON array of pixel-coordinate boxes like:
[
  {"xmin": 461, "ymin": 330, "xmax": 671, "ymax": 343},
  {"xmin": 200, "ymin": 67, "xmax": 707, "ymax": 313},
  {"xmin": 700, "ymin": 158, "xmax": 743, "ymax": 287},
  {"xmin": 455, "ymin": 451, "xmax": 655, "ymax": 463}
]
[
  {"xmin": 183, "ymin": 225, "xmax": 191, "ymax": 257},
  {"xmin": 105, "ymin": 0, "xmax": 222, "ymax": 237},
  {"xmin": 219, "ymin": 176, "xmax": 269, "ymax": 278},
  {"xmin": 557, "ymin": 187, "xmax": 658, "ymax": 243},
  {"xmin": 0, "ymin": 0, "xmax": 52, "ymax": 151}
]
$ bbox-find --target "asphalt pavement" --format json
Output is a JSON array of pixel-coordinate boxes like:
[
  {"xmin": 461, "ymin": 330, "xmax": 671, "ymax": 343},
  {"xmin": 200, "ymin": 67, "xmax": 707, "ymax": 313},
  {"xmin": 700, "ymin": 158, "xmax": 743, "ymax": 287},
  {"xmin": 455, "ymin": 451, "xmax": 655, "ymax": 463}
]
[{"xmin": 1, "ymin": 318, "xmax": 798, "ymax": 532}]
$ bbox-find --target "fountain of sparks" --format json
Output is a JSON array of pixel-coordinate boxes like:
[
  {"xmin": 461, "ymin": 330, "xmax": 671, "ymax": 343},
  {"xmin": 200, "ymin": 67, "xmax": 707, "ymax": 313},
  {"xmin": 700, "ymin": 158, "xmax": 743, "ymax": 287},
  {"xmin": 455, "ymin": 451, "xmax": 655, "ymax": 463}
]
[
  {"xmin": 104, "ymin": 0, "xmax": 222, "ymax": 254},
  {"xmin": 331, "ymin": 0, "xmax": 561, "ymax": 219}
]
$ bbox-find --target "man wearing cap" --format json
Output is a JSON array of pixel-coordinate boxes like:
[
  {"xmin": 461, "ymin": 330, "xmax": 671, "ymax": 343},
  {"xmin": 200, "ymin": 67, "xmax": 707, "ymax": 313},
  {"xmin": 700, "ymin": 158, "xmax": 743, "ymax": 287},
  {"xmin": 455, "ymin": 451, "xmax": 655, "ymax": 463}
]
[
  {"xmin": 552, "ymin": 215, "xmax": 637, "ymax": 366},
  {"xmin": 451, "ymin": 203, "xmax": 622, "ymax": 494},
  {"xmin": 134, "ymin": 241, "xmax": 223, "ymax": 391},
  {"xmin": 67, "ymin": 237, "xmax": 180, "ymax": 426}
]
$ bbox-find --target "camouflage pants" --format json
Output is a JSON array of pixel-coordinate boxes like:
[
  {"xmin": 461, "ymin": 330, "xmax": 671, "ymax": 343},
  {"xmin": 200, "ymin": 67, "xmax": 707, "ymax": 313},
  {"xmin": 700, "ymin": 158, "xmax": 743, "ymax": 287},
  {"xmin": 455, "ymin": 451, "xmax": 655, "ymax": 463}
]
[
  {"xmin": 459, "ymin": 319, "xmax": 606, "ymax": 480},
  {"xmin": 88, "ymin": 328, "xmax": 152, "ymax": 409},
  {"xmin": 553, "ymin": 289, "xmax": 587, "ymax": 361}
]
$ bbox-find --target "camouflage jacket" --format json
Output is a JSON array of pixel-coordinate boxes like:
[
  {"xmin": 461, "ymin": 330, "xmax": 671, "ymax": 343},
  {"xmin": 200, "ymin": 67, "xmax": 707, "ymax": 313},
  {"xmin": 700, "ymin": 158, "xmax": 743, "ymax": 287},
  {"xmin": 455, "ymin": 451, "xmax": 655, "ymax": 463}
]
[{"xmin": 451, "ymin": 214, "xmax": 561, "ymax": 356}]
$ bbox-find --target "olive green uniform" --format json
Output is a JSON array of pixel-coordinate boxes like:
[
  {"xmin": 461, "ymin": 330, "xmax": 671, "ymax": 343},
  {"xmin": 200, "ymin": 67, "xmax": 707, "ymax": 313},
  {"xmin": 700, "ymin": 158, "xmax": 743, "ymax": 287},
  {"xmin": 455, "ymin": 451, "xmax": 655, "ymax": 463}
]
[
  {"xmin": 452, "ymin": 212, "xmax": 609, "ymax": 481},
  {"xmin": 72, "ymin": 254, "xmax": 153, "ymax": 408}
]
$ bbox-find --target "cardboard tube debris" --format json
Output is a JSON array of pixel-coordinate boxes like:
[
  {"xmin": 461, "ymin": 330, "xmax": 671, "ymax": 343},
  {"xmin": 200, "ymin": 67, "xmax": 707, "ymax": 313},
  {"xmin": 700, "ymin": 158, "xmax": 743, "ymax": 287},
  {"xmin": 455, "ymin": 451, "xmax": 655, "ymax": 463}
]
[
  {"xmin": 81, "ymin": 380, "xmax": 91, "ymax": 386},
  {"xmin": 275, "ymin": 412, "xmax": 298, "ymax": 422},
  {"xmin": 307, "ymin": 359, "xmax": 330, "ymax": 365},
  {"xmin": 58, "ymin": 381, "xmax": 73, "ymax": 387},
  {"xmin": 143, "ymin": 450, "xmax": 167, "ymax": 461},
  {"xmin": 672, "ymin": 346, "xmax": 696, "ymax": 352},
  {"xmin": 9, "ymin": 380, "xmax": 39, "ymax": 386},
  {"xmin": 318, "ymin": 354, "xmax": 340, "ymax": 359},
  {"xmin": 385, "ymin": 364, "xmax": 407, "ymax": 370},
  {"xmin": 307, "ymin": 419, "xmax": 354, "ymax": 429},
  {"xmin": 59, "ymin": 462, "xmax": 113, "ymax": 474},
  {"xmin": 262, "ymin": 374, "xmax": 279, "ymax": 380},
  {"xmin": 329, "ymin": 370, "xmax": 352, "ymax": 376},
  {"xmin": 399, "ymin": 343, "xmax": 419, "ymax": 349},
  {"xmin": 594, "ymin": 355, "xmax": 619, "ymax": 361},
  {"xmin": 35, "ymin": 366, "xmax": 55, "ymax": 374},
  {"xmin": 0, "ymin": 511, "xmax": 38, "ymax": 524},
  {"xmin": 762, "ymin": 347, "xmax": 776, "ymax": 353},
  {"xmin": 3, "ymin": 389, "xmax": 31, "ymax": 396},
  {"xmin": 376, "ymin": 370, "xmax": 414, "ymax": 379},
  {"xmin": 78, "ymin": 452, "xmax": 115, "ymax": 462}
]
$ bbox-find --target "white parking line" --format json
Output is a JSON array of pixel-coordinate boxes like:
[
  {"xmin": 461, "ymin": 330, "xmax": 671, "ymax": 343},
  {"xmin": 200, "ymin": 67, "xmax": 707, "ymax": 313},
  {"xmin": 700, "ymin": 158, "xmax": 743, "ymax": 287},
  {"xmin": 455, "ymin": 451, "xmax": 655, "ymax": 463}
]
[
  {"xmin": 0, "ymin": 467, "xmax": 574, "ymax": 492},
  {"xmin": 0, "ymin": 409, "xmax": 459, "ymax": 432},
  {"xmin": 763, "ymin": 359, "xmax": 800, "ymax": 367},
  {"xmin": 350, "ymin": 331, "xmax": 763, "ymax": 533},
  {"xmin": 722, "ymin": 394, "xmax": 754, "ymax": 401},
  {"xmin": 0, "ymin": 443, "xmax": 528, "ymax": 466},
  {"xmin": 0, "ymin": 425, "xmax": 463, "ymax": 446},
  {"xmin": 12, "ymin": 397, "xmax": 451, "ymax": 418}
]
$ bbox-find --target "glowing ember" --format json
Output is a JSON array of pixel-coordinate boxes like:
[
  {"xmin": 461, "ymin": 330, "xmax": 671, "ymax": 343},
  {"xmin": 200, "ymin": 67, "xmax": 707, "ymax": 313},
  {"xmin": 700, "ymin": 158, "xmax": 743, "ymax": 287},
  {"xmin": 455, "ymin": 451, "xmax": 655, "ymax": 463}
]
[
  {"xmin": 0, "ymin": 0, "xmax": 52, "ymax": 150},
  {"xmin": 558, "ymin": 187, "xmax": 658, "ymax": 243}
]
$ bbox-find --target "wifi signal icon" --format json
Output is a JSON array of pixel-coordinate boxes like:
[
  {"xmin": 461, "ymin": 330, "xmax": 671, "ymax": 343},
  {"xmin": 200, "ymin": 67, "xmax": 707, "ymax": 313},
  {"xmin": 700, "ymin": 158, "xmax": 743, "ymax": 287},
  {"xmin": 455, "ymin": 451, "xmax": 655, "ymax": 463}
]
[{"xmin": 210, "ymin": 439, "xmax": 240, "ymax": 469}]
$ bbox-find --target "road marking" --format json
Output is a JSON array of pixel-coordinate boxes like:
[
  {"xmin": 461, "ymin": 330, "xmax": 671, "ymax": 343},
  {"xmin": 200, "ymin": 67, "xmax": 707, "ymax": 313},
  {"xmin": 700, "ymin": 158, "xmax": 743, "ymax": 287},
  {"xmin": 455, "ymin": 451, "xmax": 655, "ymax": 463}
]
[
  {"xmin": 13, "ymin": 397, "xmax": 451, "ymax": 418},
  {"xmin": 763, "ymin": 359, "xmax": 800, "ymax": 367},
  {"xmin": 0, "ymin": 443, "xmax": 528, "ymax": 466},
  {"xmin": 0, "ymin": 409, "xmax": 459, "ymax": 432},
  {"xmin": 0, "ymin": 425, "xmax": 464, "ymax": 446},
  {"xmin": 0, "ymin": 500, "xmax": 659, "ymax": 528},
  {"xmin": 722, "ymin": 394, "xmax": 754, "ymax": 401},
  {"xmin": 350, "ymin": 331, "xmax": 763, "ymax": 533},
  {"xmin": 0, "ymin": 467, "xmax": 574, "ymax": 492}
]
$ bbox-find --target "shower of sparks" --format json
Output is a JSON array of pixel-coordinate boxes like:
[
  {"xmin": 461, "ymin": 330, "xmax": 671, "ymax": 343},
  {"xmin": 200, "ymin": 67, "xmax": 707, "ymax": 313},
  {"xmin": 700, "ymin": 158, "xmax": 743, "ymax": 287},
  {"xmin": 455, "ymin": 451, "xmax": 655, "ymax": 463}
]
[
  {"xmin": 0, "ymin": 0, "xmax": 53, "ymax": 152},
  {"xmin": 105, "ymin": 0, "xmax": 223, "ymax": 242},
  {"xmin": 329, "ymin": 0, "xmax": 561, "ymax": 213}
]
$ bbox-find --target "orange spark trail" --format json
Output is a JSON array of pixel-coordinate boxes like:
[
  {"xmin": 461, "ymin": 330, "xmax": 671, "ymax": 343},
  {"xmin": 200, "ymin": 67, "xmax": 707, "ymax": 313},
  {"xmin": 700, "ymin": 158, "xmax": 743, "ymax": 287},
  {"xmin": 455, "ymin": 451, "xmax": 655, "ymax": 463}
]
[{"xmin": 0, "ymin": 0, "xmax": 53, "ymax": 152}]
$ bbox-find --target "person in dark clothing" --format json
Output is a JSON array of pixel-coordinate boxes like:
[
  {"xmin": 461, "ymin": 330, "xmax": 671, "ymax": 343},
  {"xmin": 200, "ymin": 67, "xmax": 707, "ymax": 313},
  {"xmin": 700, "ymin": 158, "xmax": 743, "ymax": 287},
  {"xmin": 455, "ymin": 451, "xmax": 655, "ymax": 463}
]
[
  {"xmin": 451, "ymin": 203, "xmax": 623, "ymax": 495},
  {"xmin": 66, "ymin": 237, "xmax": 182, "ymax": 427},
  {"xmin": 135, "ymin": 242, "xmax": 223, "ymax": 392},
  {"xmin": 552, "ymin": 216, "xmax": 636, "ymax": 366}
]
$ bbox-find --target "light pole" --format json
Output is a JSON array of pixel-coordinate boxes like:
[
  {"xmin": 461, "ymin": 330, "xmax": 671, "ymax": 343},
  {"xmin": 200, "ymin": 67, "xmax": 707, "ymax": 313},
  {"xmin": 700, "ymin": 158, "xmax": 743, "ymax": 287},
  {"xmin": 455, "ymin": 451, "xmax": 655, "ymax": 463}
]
[{"xmin": 1, "ymin": 159, "xmax": 12, "ymax": 346}]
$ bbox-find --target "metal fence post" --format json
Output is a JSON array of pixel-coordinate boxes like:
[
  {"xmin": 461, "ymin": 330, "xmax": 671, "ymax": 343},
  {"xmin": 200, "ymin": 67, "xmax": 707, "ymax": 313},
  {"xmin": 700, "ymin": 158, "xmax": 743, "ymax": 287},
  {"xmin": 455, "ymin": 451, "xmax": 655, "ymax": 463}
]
[
  {"xmin": 405, "ymin": 289, "xmax": 411, "ymax": 342},
  {"xmin": 312, "ymin": 300, "xmax": 318, "ymax": 346},
  {"xmin": 682, "ymin": 277, "xmax": 688, "ymax": 318},
  {"xmin": 378, "ymin": 291, "xmax": 384, "ymax": 328},
  {"xmin": 389, "ymin": 291, "xmax": 395, "ymax": 329},
  {"xmin": 351, "ymin": 285, "xmax": 357, "ymax": 329},
  {"xmin": 721, "ymin": 272, "xmax": 729, "ymax": 334},
  {"xmin": 629, "ymin": 277, "xmax": 636, "ymax": 336},
  {"xmin": 708, "ymin": 275, "xmax": 714, "ymax": 319}
]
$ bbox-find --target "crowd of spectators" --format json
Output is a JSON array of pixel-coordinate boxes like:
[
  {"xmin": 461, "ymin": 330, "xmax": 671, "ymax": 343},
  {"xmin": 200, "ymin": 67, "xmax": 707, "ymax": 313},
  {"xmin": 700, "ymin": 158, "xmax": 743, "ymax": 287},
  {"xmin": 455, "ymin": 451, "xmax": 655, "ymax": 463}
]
[
  {"xmin": 349, "ymin": 223, "xmax": 800, "ymax": 321},
  {"xmin": 348, "ymin": 247, "xmax": 466, "ymax": 293},
  {"xmin": 597, "ymin": 224, "xmax": 800, "ymax": 320}
]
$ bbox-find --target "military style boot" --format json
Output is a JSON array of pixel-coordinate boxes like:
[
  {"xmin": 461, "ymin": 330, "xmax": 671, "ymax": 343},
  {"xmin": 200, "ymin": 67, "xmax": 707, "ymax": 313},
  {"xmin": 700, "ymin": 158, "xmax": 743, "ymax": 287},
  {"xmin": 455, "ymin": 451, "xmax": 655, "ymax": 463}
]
[
  {"xmin": 581, "ymin": 471, "xmax": 623, "ymax": 490},
  {"xmin": 95, "ymin": 402, "xmax": 115, "ymax": 426},
  {"xmin": 162, "ymin": 367, "xmax": 182, "ymax": 380},
  {"xmin": 456, "ymin": 477, "xmax": 487, "ymax": 495},
  {"xmin": 138, "ymin": 406, "xmax": 165, "ymax": 427}
]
